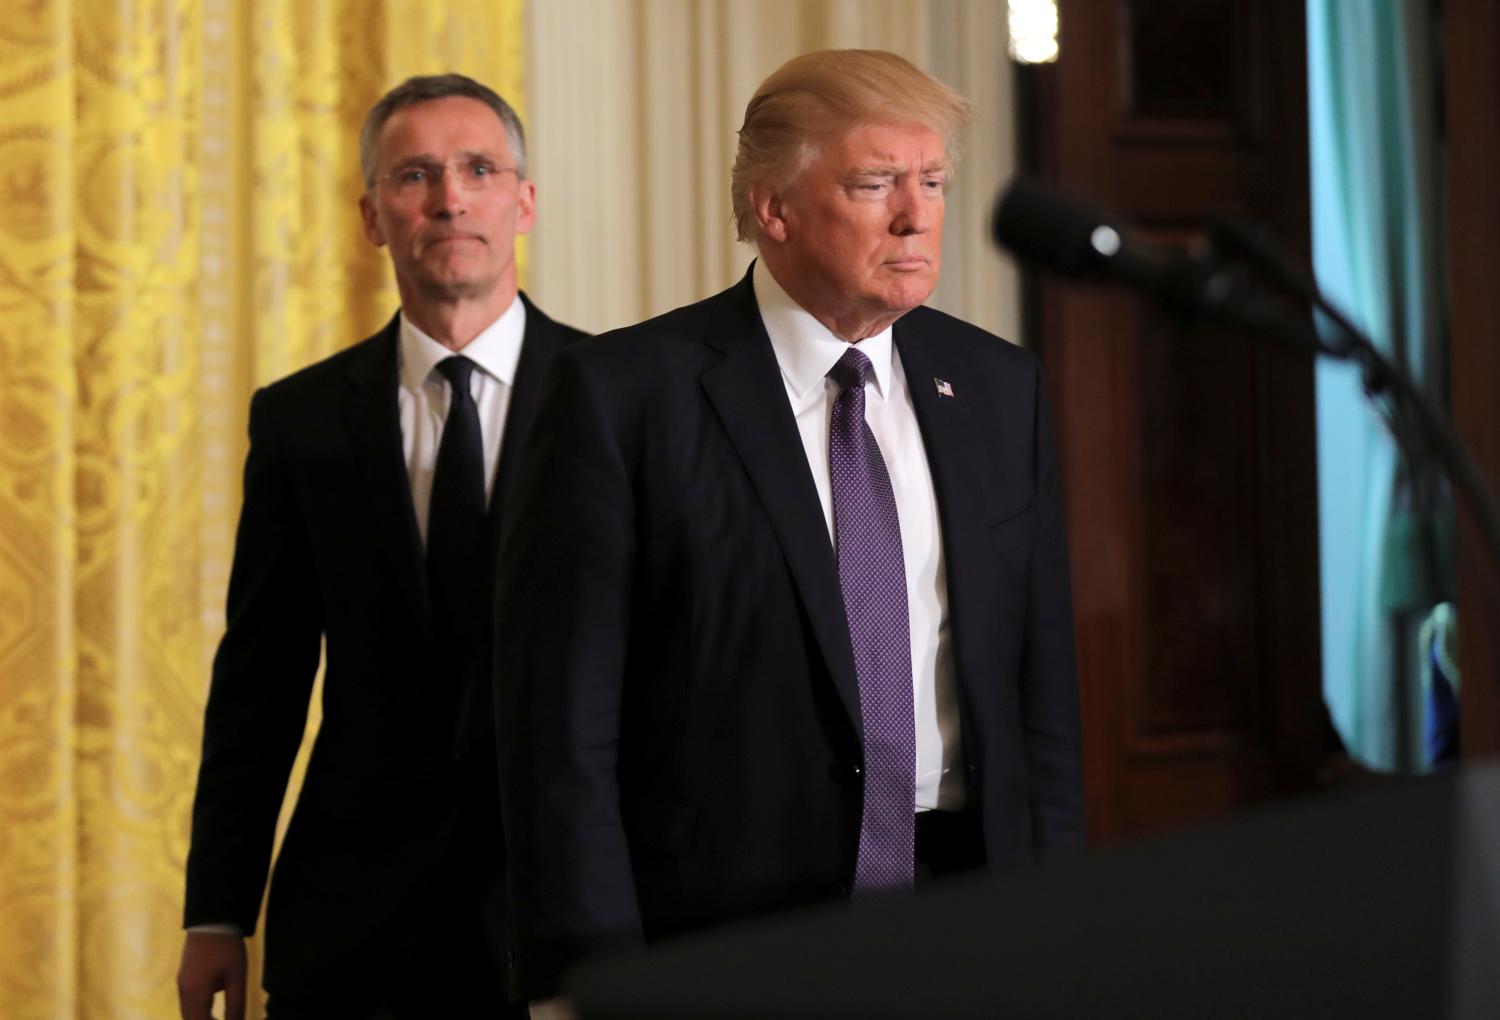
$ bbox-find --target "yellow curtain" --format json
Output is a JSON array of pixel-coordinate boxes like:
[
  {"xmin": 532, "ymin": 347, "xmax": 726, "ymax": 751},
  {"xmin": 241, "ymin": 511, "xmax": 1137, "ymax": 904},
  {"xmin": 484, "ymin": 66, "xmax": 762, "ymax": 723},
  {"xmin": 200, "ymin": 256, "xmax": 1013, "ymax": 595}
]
[{"xmin": 0, "ymin": 2, "xmax": 524, "ymax": 1017}]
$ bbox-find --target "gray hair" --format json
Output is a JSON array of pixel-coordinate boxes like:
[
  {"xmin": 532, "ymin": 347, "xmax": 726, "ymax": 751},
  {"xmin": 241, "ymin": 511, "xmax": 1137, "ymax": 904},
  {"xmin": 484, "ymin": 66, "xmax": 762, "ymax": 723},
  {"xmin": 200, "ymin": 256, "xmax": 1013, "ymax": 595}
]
[{"xmin": 359, "ymin": 73, "xmax": 527, "ymax": 188}]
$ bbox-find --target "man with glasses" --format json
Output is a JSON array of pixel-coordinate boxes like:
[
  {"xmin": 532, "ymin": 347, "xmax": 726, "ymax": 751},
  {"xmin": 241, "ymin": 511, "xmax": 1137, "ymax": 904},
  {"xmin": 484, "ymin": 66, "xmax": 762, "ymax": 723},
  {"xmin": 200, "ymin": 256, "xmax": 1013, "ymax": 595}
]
[{"xmin": 177, "ymin": 74, "xmax": 583, "ymax": 1019}]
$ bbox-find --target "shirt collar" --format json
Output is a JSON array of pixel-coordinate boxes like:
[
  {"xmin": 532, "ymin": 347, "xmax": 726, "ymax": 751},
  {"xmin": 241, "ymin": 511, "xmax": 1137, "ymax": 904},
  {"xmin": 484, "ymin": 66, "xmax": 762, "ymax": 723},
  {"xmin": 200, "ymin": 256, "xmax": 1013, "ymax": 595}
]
[
  {"xmin": 753, "ymin": 258, "xmax": 893, "ymax": 400},
  {"xmin": 398, "ymin": 294, "xmax": 527, "ymax": 393}
]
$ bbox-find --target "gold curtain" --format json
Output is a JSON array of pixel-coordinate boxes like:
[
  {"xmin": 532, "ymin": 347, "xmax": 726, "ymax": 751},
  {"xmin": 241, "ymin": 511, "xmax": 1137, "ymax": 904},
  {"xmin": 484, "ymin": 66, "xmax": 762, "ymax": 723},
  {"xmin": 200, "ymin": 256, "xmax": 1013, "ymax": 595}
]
[{"xmin": 0, "ymin": 3, "xmax": 525, "ymax": 1017}]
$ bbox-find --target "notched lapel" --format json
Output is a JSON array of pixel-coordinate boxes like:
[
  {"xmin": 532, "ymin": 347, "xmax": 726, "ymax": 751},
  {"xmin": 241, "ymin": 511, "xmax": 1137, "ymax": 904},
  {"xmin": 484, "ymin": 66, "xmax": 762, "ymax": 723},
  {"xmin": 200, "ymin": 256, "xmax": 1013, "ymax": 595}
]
[
  {"xmin": 697, "ymin": 282, "xmax": 863, "ymax": 738},
  {"xmin": 895, "ymin": 318, "xmax": 1012, "ymax": 528},
  {"xmin": 339, "ymin": 319, "xmax": 431, "ymax": 634},
  {"xmin": 895, "ymin": 316, "xmax": 1025, "ymax": 667},
  {"xmin": 492, "ymin": 295, "xmax": 568, "ymax": 532}
]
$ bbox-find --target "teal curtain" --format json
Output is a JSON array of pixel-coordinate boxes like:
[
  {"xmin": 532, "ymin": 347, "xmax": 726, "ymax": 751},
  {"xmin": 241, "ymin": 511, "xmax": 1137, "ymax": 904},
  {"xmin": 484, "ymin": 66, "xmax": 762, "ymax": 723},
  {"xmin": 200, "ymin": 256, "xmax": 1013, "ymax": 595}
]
[{"xmin": 1308, "ymin": 0, "xmax": 1449, "ymax": 771}]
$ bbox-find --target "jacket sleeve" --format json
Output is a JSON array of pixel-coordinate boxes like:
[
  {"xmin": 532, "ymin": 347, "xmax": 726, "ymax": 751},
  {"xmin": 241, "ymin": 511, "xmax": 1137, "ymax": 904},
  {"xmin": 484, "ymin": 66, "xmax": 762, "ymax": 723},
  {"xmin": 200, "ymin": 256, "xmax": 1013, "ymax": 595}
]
[
  {"xmin": 493, "ymin": 346, "xmax": 643, "ymax": 1000},
  {"xmin": 1019, "ymin": 359, "xmax": 1086, "ymax": 853},
  {"xmin": 182, "ymin": 389, "xmax": 324, "ymax": 932}
]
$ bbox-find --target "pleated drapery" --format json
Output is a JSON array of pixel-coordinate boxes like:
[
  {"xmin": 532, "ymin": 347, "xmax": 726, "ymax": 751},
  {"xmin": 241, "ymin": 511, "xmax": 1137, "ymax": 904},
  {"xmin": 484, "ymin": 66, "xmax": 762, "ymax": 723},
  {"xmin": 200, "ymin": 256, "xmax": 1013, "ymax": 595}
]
[
  {"xmin": 1308, "ymin": 0, "xmax": 1449, "ymax": 772},
  {"xmin": 0, "ymin": 4, "xmax": 524, "ymax": 1017}
]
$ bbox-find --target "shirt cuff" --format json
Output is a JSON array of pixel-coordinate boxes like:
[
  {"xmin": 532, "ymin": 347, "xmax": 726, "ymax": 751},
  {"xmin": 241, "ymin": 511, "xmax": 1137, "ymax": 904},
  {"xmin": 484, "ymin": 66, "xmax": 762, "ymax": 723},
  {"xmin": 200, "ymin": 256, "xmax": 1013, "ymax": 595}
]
[{"xmin": 185, "ymin": 923, "xmax": 244, "ymax": 936}]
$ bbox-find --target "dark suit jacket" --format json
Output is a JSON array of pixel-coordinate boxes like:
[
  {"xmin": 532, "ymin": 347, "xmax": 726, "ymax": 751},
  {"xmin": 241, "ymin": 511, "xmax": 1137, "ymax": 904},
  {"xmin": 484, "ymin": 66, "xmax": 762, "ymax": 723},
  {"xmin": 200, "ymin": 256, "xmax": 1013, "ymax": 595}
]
[
  {"xmin": 494, "ymin": 268, "xmax": 1084, "ymax": 999},
  {"xmin": 183, "ymin": 294, "xmax": 583, "ymax": 998}
]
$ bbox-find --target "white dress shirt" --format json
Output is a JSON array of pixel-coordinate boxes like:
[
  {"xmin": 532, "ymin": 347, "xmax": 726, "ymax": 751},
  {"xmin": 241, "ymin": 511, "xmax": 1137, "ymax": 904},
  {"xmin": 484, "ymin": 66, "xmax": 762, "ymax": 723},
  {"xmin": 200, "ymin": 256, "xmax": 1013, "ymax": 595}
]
[
  {"xmin": 188, "ymin": 298, "xmax": 527, "ymax": 937},
  {"xmin": 753, "ymin": 259, "xmax": 965, "ymax": 811},
  {"xmin": 399, "ymin": 296, "xmax": 527, "ymax": 541}
]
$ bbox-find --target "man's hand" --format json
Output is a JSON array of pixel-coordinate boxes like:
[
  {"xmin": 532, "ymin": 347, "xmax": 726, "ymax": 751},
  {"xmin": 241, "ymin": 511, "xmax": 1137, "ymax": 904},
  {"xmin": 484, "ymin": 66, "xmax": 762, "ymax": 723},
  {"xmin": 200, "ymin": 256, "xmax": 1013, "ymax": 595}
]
[{"xmin": 177, "ymin": 931, "xmax": 247, "ymax": 1020}]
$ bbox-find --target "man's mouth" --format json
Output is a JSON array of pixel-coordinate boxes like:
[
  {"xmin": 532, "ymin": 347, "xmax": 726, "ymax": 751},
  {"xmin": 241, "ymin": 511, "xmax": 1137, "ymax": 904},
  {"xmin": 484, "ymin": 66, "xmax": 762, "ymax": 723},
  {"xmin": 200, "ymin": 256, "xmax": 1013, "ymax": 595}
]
[
  {"xmin": 428, "ymin": 234, "xmax": 484, "ymax": 247},
  {"xmin": 884, "ymin": 256, "xmax": 929, "ymax": 270}
]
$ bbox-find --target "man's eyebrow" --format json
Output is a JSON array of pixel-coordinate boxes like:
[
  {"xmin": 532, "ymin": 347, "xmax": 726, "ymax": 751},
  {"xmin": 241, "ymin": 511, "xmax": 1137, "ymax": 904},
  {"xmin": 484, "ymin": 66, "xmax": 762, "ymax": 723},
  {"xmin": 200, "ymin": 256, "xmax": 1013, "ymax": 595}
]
[
  {"xmin": 389, "ymin": 149, "xmax": 499, "ymax": 167},
  {"xmin": 848, "ymin": 160, "xmax": 952, "ymax": 178}
]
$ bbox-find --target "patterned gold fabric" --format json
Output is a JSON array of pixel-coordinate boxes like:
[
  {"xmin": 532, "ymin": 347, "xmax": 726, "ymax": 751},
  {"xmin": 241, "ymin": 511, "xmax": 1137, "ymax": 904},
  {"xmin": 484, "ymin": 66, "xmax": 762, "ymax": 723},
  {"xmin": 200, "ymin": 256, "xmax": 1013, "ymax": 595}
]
[{"xmin": 0, "ymin": 3, "xmax": 523, "ymax": 1017}]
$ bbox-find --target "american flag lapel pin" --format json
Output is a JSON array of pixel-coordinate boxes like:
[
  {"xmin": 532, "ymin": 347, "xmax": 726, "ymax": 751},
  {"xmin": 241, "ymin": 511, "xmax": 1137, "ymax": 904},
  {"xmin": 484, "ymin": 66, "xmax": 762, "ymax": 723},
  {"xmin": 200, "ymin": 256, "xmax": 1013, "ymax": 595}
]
[{"xmin": 934, "ymin": 378, "xmax": 954, "ymax": 398}]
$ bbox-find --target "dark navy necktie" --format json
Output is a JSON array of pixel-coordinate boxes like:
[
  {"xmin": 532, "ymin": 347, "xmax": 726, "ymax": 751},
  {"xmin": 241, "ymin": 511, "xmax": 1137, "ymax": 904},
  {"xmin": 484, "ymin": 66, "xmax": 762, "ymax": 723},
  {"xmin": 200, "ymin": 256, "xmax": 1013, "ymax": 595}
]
[
  {"xmin": 427, "ymin": 356, "xmax": 486, "ymax": 646},
  {"xmin": 828, "ymin": 345, "xmax": 916, "ymax": 891}
]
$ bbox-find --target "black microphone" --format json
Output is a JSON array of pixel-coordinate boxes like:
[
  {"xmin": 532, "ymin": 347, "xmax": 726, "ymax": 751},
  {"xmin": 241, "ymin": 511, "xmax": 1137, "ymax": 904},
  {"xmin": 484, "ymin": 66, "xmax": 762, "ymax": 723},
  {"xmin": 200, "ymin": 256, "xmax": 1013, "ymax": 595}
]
[{"xmin": 991, "ymin": 178, "xmax": 1235, "ymax": 317}]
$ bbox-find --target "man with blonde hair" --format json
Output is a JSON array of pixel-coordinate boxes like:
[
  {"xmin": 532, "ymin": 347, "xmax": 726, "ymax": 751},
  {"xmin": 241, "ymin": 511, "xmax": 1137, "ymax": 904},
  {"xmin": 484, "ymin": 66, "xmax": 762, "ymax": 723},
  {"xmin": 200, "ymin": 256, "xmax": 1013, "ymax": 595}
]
[{"xmin": 496, "ymin": 49, "xmax": 1083, "ymax": 1002}]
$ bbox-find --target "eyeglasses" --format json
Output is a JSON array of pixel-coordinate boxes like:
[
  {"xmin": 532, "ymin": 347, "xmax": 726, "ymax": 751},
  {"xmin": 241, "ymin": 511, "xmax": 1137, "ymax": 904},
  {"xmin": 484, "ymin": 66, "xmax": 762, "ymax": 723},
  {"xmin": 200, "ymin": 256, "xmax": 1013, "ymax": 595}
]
[{"xmin": 377, "ymin": 159, "xmax": 519, "ymax": 195}]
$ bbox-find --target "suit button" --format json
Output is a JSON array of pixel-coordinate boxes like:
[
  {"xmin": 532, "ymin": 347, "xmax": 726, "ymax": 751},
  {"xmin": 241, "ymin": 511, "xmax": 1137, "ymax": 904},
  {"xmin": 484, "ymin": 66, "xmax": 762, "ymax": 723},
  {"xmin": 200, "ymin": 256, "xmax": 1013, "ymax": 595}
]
[{"xmin": 852, "ymin": 765, "xmax": 864, "ymax": 777}]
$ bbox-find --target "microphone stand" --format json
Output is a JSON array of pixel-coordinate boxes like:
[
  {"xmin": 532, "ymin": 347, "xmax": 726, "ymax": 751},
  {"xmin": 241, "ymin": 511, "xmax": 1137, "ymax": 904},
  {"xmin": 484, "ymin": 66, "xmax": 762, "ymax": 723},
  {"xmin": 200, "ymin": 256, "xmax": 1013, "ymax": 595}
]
[
  {"xmin": 1206, "ymin": 217, "xmax": 1500, "ymax": 590},
  {"xmin": 1145, "ymin": 217, "xmax": 1500, "ymax": 726}
]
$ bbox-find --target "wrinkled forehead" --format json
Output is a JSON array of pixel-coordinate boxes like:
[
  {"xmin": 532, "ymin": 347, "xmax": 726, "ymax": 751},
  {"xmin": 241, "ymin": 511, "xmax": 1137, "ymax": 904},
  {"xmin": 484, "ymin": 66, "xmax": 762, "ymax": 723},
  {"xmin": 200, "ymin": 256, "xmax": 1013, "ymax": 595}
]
[{"xmin": 815, "ymin": 119, "xmax": 952, "ymax": 174}]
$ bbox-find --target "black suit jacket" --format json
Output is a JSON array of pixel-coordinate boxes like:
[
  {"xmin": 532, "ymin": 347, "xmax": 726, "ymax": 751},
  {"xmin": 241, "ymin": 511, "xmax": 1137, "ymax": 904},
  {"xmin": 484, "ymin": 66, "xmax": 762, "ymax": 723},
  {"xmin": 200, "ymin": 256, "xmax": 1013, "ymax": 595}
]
[
  {"xmin": 495, "ymin": 269, "xmax": 1084, "ymax": 999},
  {"xmin": 183, "ymin": 294, "xmax": 583, "ymax": 997}
]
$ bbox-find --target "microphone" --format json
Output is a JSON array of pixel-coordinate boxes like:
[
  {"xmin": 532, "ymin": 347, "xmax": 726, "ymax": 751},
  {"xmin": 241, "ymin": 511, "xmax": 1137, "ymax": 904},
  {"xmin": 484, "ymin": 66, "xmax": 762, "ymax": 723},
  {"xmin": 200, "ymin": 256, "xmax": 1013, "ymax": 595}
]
[{"xmin": 991, "ymin": 178, "xmax": 1235, "ymax": 317}]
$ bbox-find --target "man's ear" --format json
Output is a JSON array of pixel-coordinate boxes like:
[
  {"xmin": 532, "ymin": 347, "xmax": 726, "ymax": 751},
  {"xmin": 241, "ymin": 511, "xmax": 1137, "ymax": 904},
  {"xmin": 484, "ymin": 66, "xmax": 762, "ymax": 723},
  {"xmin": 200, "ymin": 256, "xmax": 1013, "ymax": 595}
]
[
  {"xmin": 358, "ymin": 191, "xmax": 386, "ymax": 247},
  {"xmin": 514, "ymin": 177, "xmax": 537, "ymax": 236},
  {"xmin": 751, "ymin": 185, "xmax": 789, "ymax": 245}
]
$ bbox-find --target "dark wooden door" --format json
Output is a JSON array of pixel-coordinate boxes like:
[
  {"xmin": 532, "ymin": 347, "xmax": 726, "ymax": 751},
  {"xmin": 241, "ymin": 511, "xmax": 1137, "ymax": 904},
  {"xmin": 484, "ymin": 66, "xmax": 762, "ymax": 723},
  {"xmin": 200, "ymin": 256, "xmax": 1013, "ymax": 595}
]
[
  {"xmin": 1447, "ymin": 0, "xmax": 1500, "ymax": 757},
  {"xmin": 1019, "ymin": 0, "xmax": 1323, "ymax": 842}
]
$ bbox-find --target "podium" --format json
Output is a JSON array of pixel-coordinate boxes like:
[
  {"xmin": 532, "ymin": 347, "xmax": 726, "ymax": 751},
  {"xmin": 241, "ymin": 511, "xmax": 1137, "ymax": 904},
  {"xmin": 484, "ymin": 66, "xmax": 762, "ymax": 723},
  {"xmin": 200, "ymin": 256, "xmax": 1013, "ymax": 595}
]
[{"xmin": 567, "ymin": 763, "xmax": 1500, "ymax": 1018}]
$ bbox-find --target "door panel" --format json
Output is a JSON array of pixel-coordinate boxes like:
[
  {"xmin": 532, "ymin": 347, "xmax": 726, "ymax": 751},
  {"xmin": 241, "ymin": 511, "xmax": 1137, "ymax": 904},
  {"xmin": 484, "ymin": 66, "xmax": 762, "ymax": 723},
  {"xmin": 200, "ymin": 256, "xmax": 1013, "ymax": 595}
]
[{"xmin": 1021, "ymin": 0, "xmax": 1322, "ymax": 841}]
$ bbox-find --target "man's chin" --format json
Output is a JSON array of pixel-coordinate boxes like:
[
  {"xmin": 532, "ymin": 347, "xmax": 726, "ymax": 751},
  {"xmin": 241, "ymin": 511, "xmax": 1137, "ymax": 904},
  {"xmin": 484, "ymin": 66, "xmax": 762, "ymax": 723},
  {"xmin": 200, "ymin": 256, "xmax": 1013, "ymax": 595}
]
[
  {"xmin": 877, "ymin": 278, "xmax": 938, "ymax": 314},
  {"xmin": 417, "ymin": 273, "xmax": 500, "ymax": 304}
]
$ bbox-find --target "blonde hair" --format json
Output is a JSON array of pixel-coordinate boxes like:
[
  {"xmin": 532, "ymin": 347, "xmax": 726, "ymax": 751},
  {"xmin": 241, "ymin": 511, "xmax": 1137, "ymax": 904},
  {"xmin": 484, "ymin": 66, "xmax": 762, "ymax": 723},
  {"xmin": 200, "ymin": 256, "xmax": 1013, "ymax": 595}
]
[{"xmin": 730, "ymin": 49, "xmax": 974, "ymax": 243}]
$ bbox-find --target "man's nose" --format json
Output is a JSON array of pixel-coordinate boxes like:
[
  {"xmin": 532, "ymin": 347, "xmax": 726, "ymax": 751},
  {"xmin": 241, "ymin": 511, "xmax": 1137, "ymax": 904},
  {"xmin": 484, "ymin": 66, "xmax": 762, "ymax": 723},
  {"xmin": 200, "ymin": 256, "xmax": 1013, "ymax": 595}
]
[
  {"xmin": 426, "ymin": 167, "xmax": 467, "ymax": 216},
  {"xmin": 891, "ymin": 180, "xmax": 933, "ymax": 235}
]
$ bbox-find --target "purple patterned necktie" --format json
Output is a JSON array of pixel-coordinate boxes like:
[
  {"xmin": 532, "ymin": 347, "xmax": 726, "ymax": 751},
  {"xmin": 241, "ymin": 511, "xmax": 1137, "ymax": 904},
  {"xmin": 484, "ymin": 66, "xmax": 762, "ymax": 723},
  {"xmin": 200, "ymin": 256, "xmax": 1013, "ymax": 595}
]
[{"xmin": 828, "ymin": 345, "xmax": 915, "ymax": 891}]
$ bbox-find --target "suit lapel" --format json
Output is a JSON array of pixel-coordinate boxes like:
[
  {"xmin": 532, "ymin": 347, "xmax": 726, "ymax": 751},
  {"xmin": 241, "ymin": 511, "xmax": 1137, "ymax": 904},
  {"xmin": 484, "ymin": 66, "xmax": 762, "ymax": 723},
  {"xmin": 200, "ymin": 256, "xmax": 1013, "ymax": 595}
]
[
  {"xmin": 491, "ymin": 293, "xmax": 570, "ymax": 535},
  {"xmin": 895, "ymin": 315, "xmax": 1014, "ymax": 680},
  {"xmin": 698, "ymin": 272, "xmax": 863, "ymax": 735},
  {"xmin": 894, "ymin": 317, "xmax": 1000, "ymax": 519},
  {"xmin": 339, "ymin": 315, "xmax": 431, "ymax": 633}
]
